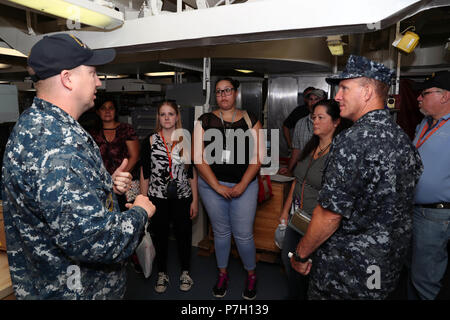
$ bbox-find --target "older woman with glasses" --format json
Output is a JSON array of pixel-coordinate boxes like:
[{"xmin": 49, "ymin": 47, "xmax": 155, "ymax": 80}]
[{"xmin": 193, "ymin": 77, "xmax": 264, "ymax": 300}]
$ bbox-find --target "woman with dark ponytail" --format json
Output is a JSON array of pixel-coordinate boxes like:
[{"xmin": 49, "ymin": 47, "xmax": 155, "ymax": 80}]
[{"xmin": 278, "ymin": 99, "xmax": 352, "ymax": 299}]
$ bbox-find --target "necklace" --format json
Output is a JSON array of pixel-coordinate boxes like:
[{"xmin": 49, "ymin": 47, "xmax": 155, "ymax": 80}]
[
  {"xmin": 103, "ymin": 124, "xmax": 119, "ymax": 130},
  {"xmin": 317, "ymin": 143, "xmax": 331, "ymax": 157}
]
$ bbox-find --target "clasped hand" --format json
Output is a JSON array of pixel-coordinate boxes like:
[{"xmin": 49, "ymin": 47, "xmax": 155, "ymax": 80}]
[{"xmin": 215, "ymin": 182, "xmax": 247, "ymax": 199}]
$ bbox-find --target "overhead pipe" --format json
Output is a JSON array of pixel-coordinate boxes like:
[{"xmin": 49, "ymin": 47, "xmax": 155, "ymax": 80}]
[
  {"xmin": 159, "ymin": 60, "xmax": 203, "ymax": 72},
  {"xmin": 25, "ymin": 10, "xmax": 35, "ymax": 35},
  {"xmin": 395, "ymin": 22, "xmax": 401, "ymax": 95},
  {"xmin": 203, "ymin": 57, "xmax": 211, "ymax": 111}
]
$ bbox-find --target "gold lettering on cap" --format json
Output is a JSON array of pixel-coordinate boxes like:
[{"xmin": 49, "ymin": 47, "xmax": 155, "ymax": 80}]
[{"xmin": 69, "ymin": 34, "xmax": 87, "ymax": 49}]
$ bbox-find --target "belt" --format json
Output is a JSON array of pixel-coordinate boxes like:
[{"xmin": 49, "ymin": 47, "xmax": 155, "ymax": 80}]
[{"xmin": 415, "ymin": 203, "xmax": 450, "ymax": 209}]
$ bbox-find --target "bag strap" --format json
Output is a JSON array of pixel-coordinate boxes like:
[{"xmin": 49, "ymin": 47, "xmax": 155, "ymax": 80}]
[
  {"xmin": 242, "ymin": 110, "xmax": 252, "ymax": 130},
  {"xmin": 299, "ymin": 151, "xmax": 315, "ymax": 209}
]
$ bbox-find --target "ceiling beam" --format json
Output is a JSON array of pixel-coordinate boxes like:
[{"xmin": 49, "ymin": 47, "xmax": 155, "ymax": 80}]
[{"xmin": 0, "ymin": 0, "xmax": 447, "ymax": 56}]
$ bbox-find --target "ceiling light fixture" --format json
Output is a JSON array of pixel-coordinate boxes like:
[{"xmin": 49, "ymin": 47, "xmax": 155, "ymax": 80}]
[
  {"xmin": 100, "ymin": 74, "xmax": 128, "ymax": 79},
  {"xmin": 145, "ymin": 71, "xmax": 179, "ymax": 77},
  {"xmin": 235, "ymin": 69, "xmax": 254, "ymax": 74},
  {"xmin": 326, "ymin": 35, "xmax": 346, "ymax": 56},
  {"xmin": 0, "ymin": 45, "xmax": 27, "ymax": 58},
  {"xmin": 6, "ymin": 0, "xmax": 124, "ymax": 30}
]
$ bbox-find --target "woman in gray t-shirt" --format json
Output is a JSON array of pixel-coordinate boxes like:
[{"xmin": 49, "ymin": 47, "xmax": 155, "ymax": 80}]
[{"xmin": 278, "ymin": 99, "xmax": 352, "ymax": 299}]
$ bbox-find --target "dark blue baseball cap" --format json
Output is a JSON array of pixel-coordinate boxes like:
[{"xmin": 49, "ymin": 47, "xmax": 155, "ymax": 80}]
[
  {"xmin": 28, "ymin": 33, "xmax": 116, "ymax": 82},
  {"xmin": 415, "ymin": 70, "xmax": 450, "ymax": 91},
  {"xmin": 326, "ymin": 54, "xmax": 395, "ymax": 86}
]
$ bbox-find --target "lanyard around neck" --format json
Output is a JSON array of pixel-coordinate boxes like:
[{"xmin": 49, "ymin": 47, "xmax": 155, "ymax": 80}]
[
  {"xmin": 415, "ymin": 118, "xmax": 448, "ymax": 149},
  {"xmin": 160, "ymin": 132, "xmax": 175, "ymax": 179},
  {"xmin": 219, "ymin": 109, "xmax": 237, "ymax": 139}
]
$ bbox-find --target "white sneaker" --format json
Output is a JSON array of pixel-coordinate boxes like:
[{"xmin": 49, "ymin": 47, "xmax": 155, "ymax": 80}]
[
  {"xmin": 179, "ymin": 271, "xmax": 194, "ymax": 292},
  {"xmin": 155, "ymin": 272, "xmax": 169, "ymax": 293}
]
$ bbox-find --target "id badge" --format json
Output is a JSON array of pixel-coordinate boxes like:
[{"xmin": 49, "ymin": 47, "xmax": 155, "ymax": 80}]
[{"xmin": 222, "ymin": 150, "xmax": 231, "ymax": 163}]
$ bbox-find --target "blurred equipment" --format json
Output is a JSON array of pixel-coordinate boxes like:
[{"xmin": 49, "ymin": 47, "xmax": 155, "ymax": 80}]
[
  {"xmin": 392, "ymin": 27, "xmax": 420, "ymax": 53},
  {"xmin": 327, "ymin": 35, "xmax": 346, "ymax": 56}
]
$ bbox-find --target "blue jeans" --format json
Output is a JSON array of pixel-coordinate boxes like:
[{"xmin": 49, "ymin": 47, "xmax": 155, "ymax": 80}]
[
  {"xmin": 409, "ymin": 206, "xmax": 450, "ymax": 300},
  {"xmin": 198, "ymin": 177, "xmax": 258, "ymax": 271}
]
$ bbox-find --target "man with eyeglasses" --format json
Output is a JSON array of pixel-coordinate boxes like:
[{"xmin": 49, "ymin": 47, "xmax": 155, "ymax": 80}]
[{"xmin": 409, "ymin": 70, "xmax": 450, "ymax": 300}]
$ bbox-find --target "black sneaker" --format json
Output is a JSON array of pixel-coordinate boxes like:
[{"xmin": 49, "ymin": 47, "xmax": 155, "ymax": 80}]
[
  {"xmin": 180, "ymin": 271, "xmax": 194, "ymax": 292},
  {"xmin": 213, "ymin": 272, "xmax": 229, "ymax": 298},
  {"xmin": 242, "ymin": 273, "xmax": 257, "ymax": 300}
]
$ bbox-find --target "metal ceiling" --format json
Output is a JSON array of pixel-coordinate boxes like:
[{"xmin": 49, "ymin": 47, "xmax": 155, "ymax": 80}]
[{"xmin": 0, "ymin": 0, "xmax": 449, "ymax": 82}]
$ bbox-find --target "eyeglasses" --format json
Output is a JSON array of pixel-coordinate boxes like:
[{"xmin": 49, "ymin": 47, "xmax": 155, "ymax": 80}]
[
  {"xmin": 215, "ymin": 87, "xmax": 235, "ymax": 96},
  {"xmin": 420, "ymin": 90, "xmax": 443, "ymax": 98}
]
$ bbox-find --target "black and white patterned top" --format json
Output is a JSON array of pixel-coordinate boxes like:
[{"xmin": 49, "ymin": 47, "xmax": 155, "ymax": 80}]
[{"xmin": 144, "ymin": 133, "xmax": 192, "ymax": 200}]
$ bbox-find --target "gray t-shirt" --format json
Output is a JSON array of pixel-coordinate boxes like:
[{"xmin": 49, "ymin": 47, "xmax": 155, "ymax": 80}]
[{"xmin": 292, "ymin": 153, "xmax": 328, "ymax": 216}]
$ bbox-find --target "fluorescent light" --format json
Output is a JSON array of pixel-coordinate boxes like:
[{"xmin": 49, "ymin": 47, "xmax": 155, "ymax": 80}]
[
  {"xmin": 0, "ymin": 47, "xmax": 27, "ymax": 58},
  {"xmin": 0, "ymin": 63, "xmax": 12, "ymax": 69},
  {"xmin": 100, "ymin": 74, "xmax": 128, "ymax": 79},
  {"xmin": 235, "ymin": 69, "xmax": 254, "ymax": 74},
  {"xmin": 6, "ymin": 0, "xmax": 124, "ymax": 30},
  {"xmin": 145, "ymin": 72, "xmax": 178, "ymax": 77}
]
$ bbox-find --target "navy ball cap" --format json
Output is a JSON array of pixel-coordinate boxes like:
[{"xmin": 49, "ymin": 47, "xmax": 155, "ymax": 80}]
[{"xmin": 28, "ymin": 33, "xmax": 116, "ymax": 81}]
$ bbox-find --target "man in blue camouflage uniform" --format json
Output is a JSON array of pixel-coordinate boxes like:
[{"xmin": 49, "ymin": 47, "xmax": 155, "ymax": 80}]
[
  {"xmin": 290, "ymin": 55, "xmax": 423, "ymax": 299},
  {"xmin": 1, "ymin": 34, "xmax": 155, "ymax": 299}
]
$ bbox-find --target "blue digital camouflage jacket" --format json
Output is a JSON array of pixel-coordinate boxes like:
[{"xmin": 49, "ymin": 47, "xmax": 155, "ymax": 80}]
[
  {"xmin": 1, "ymin": 97, "xmax": 147, "ymax": 299},
  {"xmin": 310, "ymin": 109, "xmax": 423, "ymax": 300}
]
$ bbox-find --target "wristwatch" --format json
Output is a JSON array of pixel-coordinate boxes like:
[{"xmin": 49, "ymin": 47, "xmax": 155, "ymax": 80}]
[{"xmin": 292, "ymin": 251, "xmax": 310, "ymax": 263}]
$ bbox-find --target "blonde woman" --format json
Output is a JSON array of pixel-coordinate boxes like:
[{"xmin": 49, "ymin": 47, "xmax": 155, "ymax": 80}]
[{"xmin": 140, "ymin": 100, "xmax": 198, "ymax": 293}]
